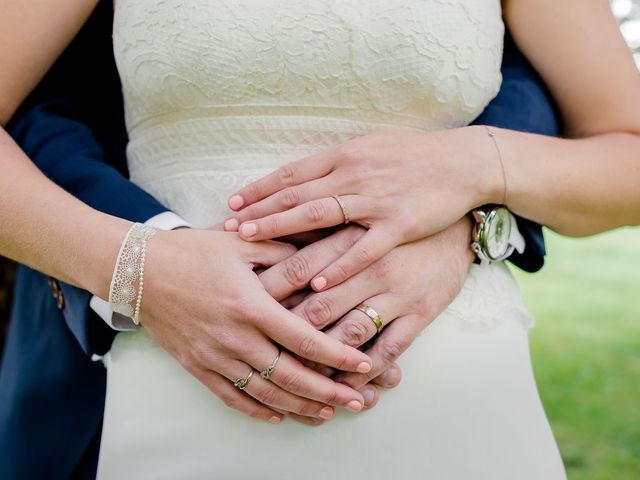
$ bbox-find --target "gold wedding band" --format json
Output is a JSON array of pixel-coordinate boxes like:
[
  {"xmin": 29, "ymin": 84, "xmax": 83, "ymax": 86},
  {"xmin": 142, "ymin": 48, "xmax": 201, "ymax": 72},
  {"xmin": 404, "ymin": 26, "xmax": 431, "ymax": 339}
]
[
  {"xmin": 354, "ymin": 303, "xmax": 383, "ymax": 332},
  {"xmin": 261, "ymin": 351, "xmax": 281, "ymax": 380},
  {"xmin": 332, "ymin": 195, "xmax": 350, "ymax": 224},
  {"xmin": 234, "ymin": 369, "xmax": 254, "ymax": 390}
]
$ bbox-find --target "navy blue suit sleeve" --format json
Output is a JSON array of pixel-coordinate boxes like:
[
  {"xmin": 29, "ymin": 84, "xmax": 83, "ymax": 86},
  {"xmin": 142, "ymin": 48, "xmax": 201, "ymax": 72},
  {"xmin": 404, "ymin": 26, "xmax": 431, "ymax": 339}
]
[{"xmin": 471, "ymin": 33, "xmax": 560, "ymax": 273}]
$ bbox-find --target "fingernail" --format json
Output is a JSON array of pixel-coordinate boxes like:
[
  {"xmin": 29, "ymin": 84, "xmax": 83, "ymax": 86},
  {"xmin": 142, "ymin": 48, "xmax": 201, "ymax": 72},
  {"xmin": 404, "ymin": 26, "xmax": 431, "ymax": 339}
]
[
  {"xmin": 269, "ymin": 416, "xmax": 282, "ymax": 424},
  {"xmin": 311, "ymin": 276, "xmax": 327, "ymax": 291},
  {"xmin": 229, "ymin": 195, "xmax": 244, "ymax": 210},
  {"xmin": 345, "ymin": 400, "xmax": 363, "ymax": 413},
  {"xmin": 357, "ymin": 362, "xmax": 372, "ymax": 374},
  {"xmin": 224, "ymin": 218, "xmax": 239, "ymax": 231},
  {"xmin": 240, "ymin": 223, "xmax": 257, "ymax": 237},
  {"xmin": 318, "ymin": 407, "xmax": 334, "ymax": 420},
  {"xmin": 362, "ymin": 387, "xmax": 375, "ymax": 407}
]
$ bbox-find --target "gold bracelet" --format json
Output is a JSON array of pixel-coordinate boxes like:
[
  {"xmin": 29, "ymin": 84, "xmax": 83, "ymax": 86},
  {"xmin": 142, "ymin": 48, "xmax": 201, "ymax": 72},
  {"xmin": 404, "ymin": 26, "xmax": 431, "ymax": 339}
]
[{"xmin": 485, "ymin": 126, "xmax": 508, "ymax": 206}]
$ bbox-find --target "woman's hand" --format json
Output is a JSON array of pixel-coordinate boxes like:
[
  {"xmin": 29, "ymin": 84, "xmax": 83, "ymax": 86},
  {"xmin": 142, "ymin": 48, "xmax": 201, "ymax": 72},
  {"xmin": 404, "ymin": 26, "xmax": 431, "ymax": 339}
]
[
  {"xmin": 225, "ymin": 127, "xmax": 499, "ymax": 290},
  {"xmin": 138, "ymin": 229, "xmax": 373, "ymax": 424},
  {"xmin": 258, "ymin": 217, "xmax": 474, "ymax": 407}
]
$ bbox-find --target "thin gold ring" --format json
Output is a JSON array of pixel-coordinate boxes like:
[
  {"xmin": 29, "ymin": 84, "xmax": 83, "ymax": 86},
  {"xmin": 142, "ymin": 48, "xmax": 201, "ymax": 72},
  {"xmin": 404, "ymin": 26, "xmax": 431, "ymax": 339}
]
[
  {"xmin": 261, "ymin": 351, "xmax": 281, "ymax": 380},
  {"xmin": 332, "ymin": 195, "xmax": 350, "ymax": 224},
  {"xmin": 234, "ymin": 369, "xmax": 254, "ymax": 390},
  {"xmin": 354, "ymin": 303, "xmax": 383, "ymax": 332}
]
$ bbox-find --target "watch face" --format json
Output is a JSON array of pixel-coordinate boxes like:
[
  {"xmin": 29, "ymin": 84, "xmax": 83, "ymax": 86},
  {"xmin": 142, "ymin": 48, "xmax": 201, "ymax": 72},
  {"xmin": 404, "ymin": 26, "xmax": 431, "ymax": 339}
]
[{"xmin": 485, "ymin": 207, "xmax": 513, "ymax": 260}]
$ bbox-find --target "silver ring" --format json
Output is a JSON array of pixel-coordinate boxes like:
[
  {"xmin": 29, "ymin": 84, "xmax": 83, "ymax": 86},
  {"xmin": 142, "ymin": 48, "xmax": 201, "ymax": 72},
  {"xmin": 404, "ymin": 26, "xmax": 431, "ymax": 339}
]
[
  {"xmin": 261, "ymin": 351, "xmax": 281, "ymax": 380},
  {"xmin": 332, "ymin": 195, "xmax": 350, "ymax": 224},
  {"xmin": 354, "ymin": 303, "xmax": 383, "ymax": 333},
  {"xmin": 234, "ymin": 369, "xmax": 254, "ymax": 390}
]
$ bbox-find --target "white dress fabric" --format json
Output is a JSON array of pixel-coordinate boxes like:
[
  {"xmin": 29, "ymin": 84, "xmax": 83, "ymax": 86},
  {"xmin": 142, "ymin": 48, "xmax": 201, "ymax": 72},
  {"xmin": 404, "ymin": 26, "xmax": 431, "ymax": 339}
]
[{"xmin": 98, "ymin": 1, "xmax": 567, "ymax": 478}]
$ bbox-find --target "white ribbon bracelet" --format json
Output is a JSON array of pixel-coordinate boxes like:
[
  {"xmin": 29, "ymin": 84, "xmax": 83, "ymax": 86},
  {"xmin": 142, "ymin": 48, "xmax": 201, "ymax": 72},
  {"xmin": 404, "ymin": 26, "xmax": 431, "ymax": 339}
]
[{"xmin": 108, "ymin": 223, "xmax": 157, "ymax": 325}]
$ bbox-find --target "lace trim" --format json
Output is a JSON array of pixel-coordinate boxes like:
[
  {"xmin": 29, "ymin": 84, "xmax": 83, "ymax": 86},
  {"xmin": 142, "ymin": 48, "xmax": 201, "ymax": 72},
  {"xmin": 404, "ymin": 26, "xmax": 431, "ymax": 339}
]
[{"xmin": 109, "ymin": 223, "xmax": 158, "ymax": 324}]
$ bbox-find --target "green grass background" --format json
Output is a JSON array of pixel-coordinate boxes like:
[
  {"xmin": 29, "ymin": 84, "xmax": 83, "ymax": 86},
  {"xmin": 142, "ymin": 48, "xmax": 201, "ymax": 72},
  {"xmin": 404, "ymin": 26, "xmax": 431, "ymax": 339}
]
[{"xmin": 511, "ymin": 227, "xmax": 640, "ymax": 479}]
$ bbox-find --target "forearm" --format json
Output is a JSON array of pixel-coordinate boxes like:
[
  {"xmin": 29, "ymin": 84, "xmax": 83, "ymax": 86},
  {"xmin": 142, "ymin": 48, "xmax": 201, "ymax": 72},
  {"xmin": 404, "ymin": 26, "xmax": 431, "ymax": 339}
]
[
  {"xmin": 0, "ymin": 127, "xmax": 129, "ymax": 297},
  {"xmin": 482, "ymin": 127, "xmax": 640, "ymax": 236}
]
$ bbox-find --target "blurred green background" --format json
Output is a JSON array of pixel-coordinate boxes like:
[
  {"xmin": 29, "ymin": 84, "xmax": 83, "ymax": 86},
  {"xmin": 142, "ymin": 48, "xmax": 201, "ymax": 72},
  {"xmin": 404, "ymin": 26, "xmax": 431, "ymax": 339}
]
[{"xmin": 512, "ymin": 227, "xmax": 640, "ymax": 479}]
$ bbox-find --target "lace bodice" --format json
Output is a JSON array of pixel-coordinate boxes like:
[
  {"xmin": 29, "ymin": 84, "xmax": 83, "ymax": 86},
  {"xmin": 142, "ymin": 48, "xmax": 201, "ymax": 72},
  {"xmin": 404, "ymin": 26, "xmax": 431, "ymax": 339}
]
[{"xmin": 113, "ymin": 0, "xmax": 504, "ymax": 228}]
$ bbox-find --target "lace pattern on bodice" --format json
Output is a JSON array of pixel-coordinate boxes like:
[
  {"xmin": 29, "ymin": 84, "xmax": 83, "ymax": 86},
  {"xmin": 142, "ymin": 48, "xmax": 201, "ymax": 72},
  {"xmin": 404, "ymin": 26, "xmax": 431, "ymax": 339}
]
[
  {"xmin": 111, "ymin": 1, "xmax": 532, "ymax": 331},
  {"xmin": 113, "ymin": 0, "xmax": 505, "ymax": 230}
]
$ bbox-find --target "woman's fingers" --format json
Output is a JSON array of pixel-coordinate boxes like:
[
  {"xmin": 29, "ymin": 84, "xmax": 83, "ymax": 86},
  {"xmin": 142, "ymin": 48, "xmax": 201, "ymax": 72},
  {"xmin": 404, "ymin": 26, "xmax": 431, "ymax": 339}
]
[
  {"xmin": 229, "ymin": 154, "xmax": 334, "ymax": 210},
  {"xmin": 237, "ymin": 195, "xmax": 372, "ymax": 242},
  {"xmin": 231, "ymin": 177, "xmax": 335, "ymax": 226},
  {"xmin": 247, "ymin": 351, "xmax": 367, "ymax": 413},
  {"xmin": 334, "ymin": 314, "xmax": 422, "ymax": 391},
  {"xmin": 222, "ymin": 359, "xmax": 336, "ymax": 420},
  {"xmin": 310, "ymin": 227, "xmax": 398, "ymax": 291},
  {"xmin": 242, "ymin": 239, "xmax": 297, "ymax": 268},
  {"xmin": 190, "ymin": 367, "xmax": 283, "ymax": 424},
  {"xmin": 254, "ymin": 292, "xmax": 372, "ymax": 375}
]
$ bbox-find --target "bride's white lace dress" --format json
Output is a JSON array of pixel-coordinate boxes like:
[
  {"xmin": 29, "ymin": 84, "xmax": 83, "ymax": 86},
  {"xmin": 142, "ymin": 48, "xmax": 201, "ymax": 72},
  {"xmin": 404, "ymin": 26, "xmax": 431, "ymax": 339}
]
[{"xmin": 98, "ymin": 1, "xmax": 567, "ymax": 478}]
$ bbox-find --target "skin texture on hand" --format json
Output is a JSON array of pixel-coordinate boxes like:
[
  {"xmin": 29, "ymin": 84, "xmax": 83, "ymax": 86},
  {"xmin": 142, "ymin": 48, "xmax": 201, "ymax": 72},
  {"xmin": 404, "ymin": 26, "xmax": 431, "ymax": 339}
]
[
  {"xmin": 258, "ymin": 217, "xmax": 475, "ymax": 416},
  {"xmin": 225, "ymin": 127, "xmax": 496, "ymax": 292},
  {"xmin": 138, "ymin": 228, "xmax": 374, "ymax": 424}
]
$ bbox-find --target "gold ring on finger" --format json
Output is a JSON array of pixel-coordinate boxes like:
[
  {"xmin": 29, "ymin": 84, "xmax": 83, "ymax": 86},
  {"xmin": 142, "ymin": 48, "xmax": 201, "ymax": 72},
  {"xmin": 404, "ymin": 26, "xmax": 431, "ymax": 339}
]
[
  {"xmin": 234, "ymin": 369, "xmax": 254, "ymax": 390},
  {"xmin": 354, "ymin": 303, "xmax": 383, "ymax": 333},
  {"xmin": 261, "ymin": 351, "xmax": 281, "ymax": 380},
  {"xmin": 332, "ymin": 195, "xmax": 350, "ymax": 224}
]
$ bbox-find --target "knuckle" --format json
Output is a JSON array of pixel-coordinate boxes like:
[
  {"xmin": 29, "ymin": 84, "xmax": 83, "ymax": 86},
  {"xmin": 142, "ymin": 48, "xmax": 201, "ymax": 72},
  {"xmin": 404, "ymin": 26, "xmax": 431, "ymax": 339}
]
[
  {"xmin": 305, "ymin": 201, "xmax": 327, "ymax": 224},
  {"xmin": 280, "ymin": 372, "xmax": 304, "ymax": 394},
  {"xmin": 379, "ymin": 339, "xmax": 404, "ymax": 364},
  {"xmin": 371, "ymin": 255, "xmax": 395, "ymax": 280},
  {"xmin": 323, "ymin": 389, "xmax": 339, "ymax": 406},
  {"xmin": 303, "ymin": 297, "xmax": 333, "ymax": 327},
  {"xmin": 266, "ymin": 216, "xmax": 280, "ymax": 235},
  {"xmin": 355, "ymin": 245, "xmax": 374, "ymax": 265},
  {"xmin": 341, "ymin": 319, "xmax": 370, "ymax": 347},
  {"xmin": 278, "ymin": 163, "xmax": 295, "ymax": 186},
  {"xmin": 246, "ymin": 182, "xmax": 263, "ymax": 201},
  {"xmin": 211, "ymin": 331, "xmax": 239, "ymax": 352},
  {"xmin": 331, "ymin": 262, "xmax": 350, "ymax": 283},
  {"xmin": 255, "ymin": 385, "xmax": 279, "ymax": 406},
  {"xmin": 283, "ymin": 255, "xmax": 310, "ymax": 287},
  {"xmin": 337, "ymin": 143, "xmax": 365, "ymax": 164},
  {"xmin": 298, "ymin": 335, "xmax": 319, "ymax": 359},
  {"xmin": 281, "ymin": 187, "xmax": 301, "ymax": 208}
]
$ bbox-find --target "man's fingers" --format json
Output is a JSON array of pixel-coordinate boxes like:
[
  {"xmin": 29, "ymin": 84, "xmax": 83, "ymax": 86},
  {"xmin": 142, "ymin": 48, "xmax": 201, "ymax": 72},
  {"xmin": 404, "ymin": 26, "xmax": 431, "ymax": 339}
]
[
  {"xmin": 236, "ymin": 195, "xmax": 372, "ymax": 242},
  {"xmin": 259, "ymin": 226, "xmax": 365, "ymax": 300},
  {"xmin": 311, "ymin": 227, "xmax": 397, "ymax": 291},
  {"xmin": 370, "ymin": 363, "xmax": 403, "ymax": 389},
  {"xmin": 229, "ymin": 154, "xmax": 334, "ymax": 210},
  {"xmin": 243, "ymin": 239, "xmax": 297, "ymax": 268},
  {"xmin": 335, "ymin": 314, "xmax": 422, "ymax": 391},
  {"xmin": 323, "ymin": 294, "xmax": 400, "ymax": 348},
  {"xmin": 190, "ymin": 368, "xmax": 283, "ymax": 424}
]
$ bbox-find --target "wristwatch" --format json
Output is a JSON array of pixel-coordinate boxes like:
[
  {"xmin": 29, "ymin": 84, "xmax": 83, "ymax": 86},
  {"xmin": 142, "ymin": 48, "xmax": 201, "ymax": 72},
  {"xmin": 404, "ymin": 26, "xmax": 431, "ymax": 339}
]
[{"xmin": 470, "ymin": 206, "xmax": 526, "ymax": 264}]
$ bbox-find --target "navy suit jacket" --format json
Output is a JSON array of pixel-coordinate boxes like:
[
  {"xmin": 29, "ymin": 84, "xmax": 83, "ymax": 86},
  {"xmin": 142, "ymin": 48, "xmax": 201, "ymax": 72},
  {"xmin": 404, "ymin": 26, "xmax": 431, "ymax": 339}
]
[{"xmin": 0, "ymin": 3, "xmax": 559, "ymax": 479}]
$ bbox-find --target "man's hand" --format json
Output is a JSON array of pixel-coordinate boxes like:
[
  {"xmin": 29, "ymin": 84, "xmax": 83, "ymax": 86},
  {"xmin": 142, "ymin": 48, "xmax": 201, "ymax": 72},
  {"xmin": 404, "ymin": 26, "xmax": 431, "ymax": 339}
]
[
  {"xmin": 139, "ymin": 229, "xmax": 373, "ymax": 424},
  {"xmin": 259, "ymin": 217, "xmax": 474, "ymax": 406}
]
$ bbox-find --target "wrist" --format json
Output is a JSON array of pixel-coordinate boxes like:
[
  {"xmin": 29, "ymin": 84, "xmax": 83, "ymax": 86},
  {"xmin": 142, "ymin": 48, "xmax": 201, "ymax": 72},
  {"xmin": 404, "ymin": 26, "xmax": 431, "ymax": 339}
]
[
  {"xmin": 466, "ymin": 125, "xmax": 508, "ymax": 206},
  {"xmin": 85, "ymin": 215, "xmax": 134, "ymax": 300}
]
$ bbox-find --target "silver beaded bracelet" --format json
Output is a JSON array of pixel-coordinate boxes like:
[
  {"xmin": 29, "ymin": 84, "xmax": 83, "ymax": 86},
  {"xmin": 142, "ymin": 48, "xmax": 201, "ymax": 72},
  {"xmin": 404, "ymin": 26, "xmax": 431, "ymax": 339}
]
[{"xmin": 108, "ymin": 223, "xmax": 157, "ymax": 325}]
